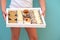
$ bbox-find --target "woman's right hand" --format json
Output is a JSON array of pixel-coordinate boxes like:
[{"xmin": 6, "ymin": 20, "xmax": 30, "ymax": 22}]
[{"xmin": 2, "ymin": 9, "xmax": 7, "ymax": 21}]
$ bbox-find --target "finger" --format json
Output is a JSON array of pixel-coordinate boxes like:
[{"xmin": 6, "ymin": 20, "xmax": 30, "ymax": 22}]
[
  {"xmin": 3, "ymin": 14, "xmax": 5, "ymax": 20},
  {"xmin": 41, "ymin": 13, "xmax": 45, "ymax": 18},
  {"xmin": 42, "ymin": 11, "xmax": 45, "ymax": 16},
  {"xmin": 3, "ymin": 13, "xmax": 6, "ymax": 21},
  {"xmin": 41, "ymin": 10, "xmax": 46, "ymax": 18},
  {"xmin": 43, "ymin": 13, "xmax": 45, "ymax": 16}
]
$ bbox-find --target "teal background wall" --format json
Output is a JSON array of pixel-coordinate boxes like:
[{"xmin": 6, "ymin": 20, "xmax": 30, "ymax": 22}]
[{"xmin": 0, "ymin": 0, "xmax": 60, "ymax": 40}]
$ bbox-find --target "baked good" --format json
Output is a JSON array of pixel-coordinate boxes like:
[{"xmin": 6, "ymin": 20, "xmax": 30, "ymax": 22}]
[
  {"xmin": 23, "ymin": 9, "xmax": 30, "ymax": 17},
  {"xmin": 23, "ymin": 9, "xmax": 29, "ymax": 14},
  {"xmin": 24, "ymin": 18, "xmax": 31, "ymax": 22},
  {"xmin": 23, "ymin": 18, "xmax": 31, "ymax": 24}
]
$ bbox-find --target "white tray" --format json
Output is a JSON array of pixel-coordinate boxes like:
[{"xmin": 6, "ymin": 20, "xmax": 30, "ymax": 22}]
[{"xmin": 6, "ymin": 8, "xmax": 46, "ymax": 28}]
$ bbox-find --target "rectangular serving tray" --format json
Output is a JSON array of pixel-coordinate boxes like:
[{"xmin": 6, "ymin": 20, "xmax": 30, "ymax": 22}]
[{"xmin": 6, "ymin": 8, "xmax": 46, "ymax": 28}]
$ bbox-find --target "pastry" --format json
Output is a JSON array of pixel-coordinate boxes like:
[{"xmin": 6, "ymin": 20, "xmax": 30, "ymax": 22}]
[
  {"xmin": 24, "ymin": 18, "xmax": 31, "ymax": 22},
  {"xmin": 23, "ymin": 9, "xmax": 30, "ymax": 17},
  {"xmin": 23, "ymin": 18, "xmax": 31, "ymax": 24},
  {"xmin": 23, "ymin": 9, "xmax": 29, "ymax": 14}
]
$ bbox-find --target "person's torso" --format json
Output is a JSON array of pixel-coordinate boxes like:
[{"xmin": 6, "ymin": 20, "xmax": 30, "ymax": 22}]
[{"xmin": 10, "ymin": 0, "xmax": 33, "ymax": 8}]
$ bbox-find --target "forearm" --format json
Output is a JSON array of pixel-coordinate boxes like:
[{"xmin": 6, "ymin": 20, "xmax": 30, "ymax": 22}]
[
  {"xmin": 39, "ymin": 0, "xmax": 46, "ymax": 11},
  {"xmin": 1, "ymin": 0, "xmax": 6, "ymax": 11}
]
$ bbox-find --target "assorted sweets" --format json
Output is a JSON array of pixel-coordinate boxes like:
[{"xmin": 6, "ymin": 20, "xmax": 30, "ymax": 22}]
[
  {"xmin": 23, "ymin": 9, "xmax": 31, "ymax": 24},
  {"xmin": 8, "ymin": 10, "xmax": 17, "ymax": 23},
  {"xmin": 8, "ymin": 9, "xmax": 43, "ymax": 24}
]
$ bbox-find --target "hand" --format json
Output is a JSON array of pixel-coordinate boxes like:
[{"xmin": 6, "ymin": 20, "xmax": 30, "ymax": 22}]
[
  {"xmin": 2, "ymin": 10, "xmax": 7, "ymax": 21},
  {"xmin": 41, "ymin": 8, "xmax": 46, "ymax": 17}
]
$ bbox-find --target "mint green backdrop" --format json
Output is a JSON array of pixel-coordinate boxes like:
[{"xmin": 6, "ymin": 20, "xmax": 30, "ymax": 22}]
[{"xmin": 0, "ymin": 0, "xmax": 60, "ymax": 40}]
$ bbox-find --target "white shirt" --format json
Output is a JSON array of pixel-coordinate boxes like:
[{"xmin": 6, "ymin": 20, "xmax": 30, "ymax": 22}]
[{"xmin": 10, "ymin": 0, "xmax": 33, "ymax": 8}]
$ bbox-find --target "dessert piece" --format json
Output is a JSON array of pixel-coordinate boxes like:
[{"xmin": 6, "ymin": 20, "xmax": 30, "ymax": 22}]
[
  {"xmin": 23, "ymin": 9, "xmax": 30, "ymax": 17},
  {"xmin": 17, "ymin": 10, "xmax": 23, "ymax": 24},
  {"xmin": 23, "ymin": 18, "xmax": 31, "ymax": 24},
  {"xmin": 8, "ymin": 17, "xmax": 17, "ymax": 23},
  {"xmin": 8, "ymin": 10, "xmax": 17, "ymax": 16},
  {"xmin": 23, "ymin": 9, "xmax": 29, "ymax": 13},
  {"xmin": 24, "ymin": 18, "xmax": 31, "ymax": 22},
  {"xmin": 33, "ymin": 10, "xmax": 42, "ymax": 24},
  {"xmin": 30, "ymin": 10, "xmax": 37, "ymax": 24}
]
